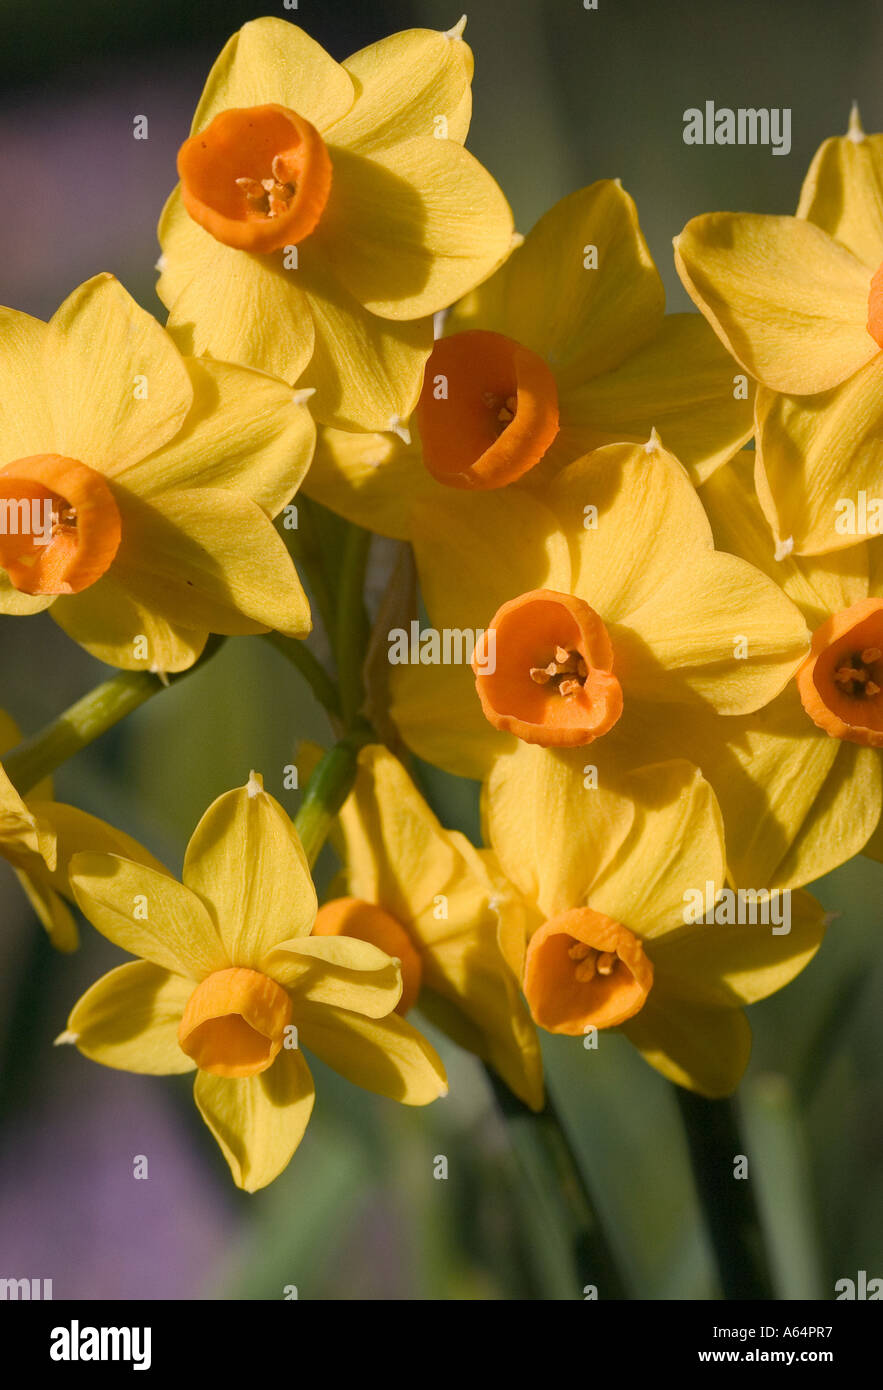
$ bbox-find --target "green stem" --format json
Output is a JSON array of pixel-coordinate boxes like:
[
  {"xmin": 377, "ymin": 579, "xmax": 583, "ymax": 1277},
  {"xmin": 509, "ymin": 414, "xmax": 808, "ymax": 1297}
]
[
  {"xmin": 2, "ymin": 636, "xmax": 224, "ymax": 796},
  {"xmin": 675, "ymin": 1088, "xmax": 776, "ymax": 1300},
  {"xmin": 294, "ymin": 729, "xmax": 371, "ymax": 868},
  {"xmin": 335, "ymin": 524, "xmax": 372, "ymax": 729},
  {"xmin": 262, "ymin": 631, "xmax": 341, "ymax": 722},
  {"xmin": 284, "ymin": 497, "xmax": 337, "ymax": 640},
  {"xmin": 488, "ymin": 1070, "xmax": 628, "ymax": 1299}
]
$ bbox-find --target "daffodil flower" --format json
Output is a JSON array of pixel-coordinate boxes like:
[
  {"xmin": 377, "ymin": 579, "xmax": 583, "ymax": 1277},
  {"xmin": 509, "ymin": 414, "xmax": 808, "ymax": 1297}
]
[
  {"xmin": 485, "ymin": 747, "xmax": 826, "ymax": 1097},
  {"xmin": 59, "ymin": 773, "xmax": 447, "ymax": 1192},
  {"xmin": 390, "ymin": 438, "xmax": 810, "ymax": 781},
  {"xmin": 637, "ymin": 453, "xmax": 883, "ymax": 891},
  {"xmin": 157, "ymin": 17, "xmax": 514, "ymax": 433},
  {"xmin": 676, "ymin": 106, "xmax": 883, "ymax": 556},
  {"xmin": 0, "ymin": 710, "xmax": 169, "ymax": 951},
  {"xmin": 316, "ymin": 743, "xmax": 543, "ymax": 1110},
  {"xmin": 0, "ymin": 274, "xmax": 314, "ymax": 671},
  {"xmin": 307, "ymin": 181, "xmax": 754, "ymax": 539}
]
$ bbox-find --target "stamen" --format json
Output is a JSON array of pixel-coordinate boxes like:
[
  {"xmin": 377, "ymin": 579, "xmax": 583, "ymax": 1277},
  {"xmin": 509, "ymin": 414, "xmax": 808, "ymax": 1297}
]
[
  {"xmin": 529, "ymin": 645, "xmax": 587, "ymax": 697},
  {"xmin": 832, "ymin": 647, "xmax": 883, "ymax": 698}
]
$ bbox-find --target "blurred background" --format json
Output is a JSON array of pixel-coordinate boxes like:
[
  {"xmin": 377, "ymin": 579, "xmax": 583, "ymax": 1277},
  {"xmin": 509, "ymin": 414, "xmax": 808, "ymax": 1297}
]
[{"xmin": 1, "ymin": 0, "xmax": 882, "ymax": 1299}]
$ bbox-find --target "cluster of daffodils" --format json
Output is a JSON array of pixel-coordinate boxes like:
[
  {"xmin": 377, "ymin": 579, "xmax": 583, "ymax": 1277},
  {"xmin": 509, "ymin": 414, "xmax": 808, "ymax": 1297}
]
[{"xmin": 0, "ymin": 18, "xmax": 880, "ymax": 1192}]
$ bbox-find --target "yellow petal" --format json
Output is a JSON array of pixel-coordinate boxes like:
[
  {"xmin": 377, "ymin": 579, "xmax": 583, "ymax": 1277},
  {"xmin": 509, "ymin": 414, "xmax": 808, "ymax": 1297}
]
[
  {"xmin": 422, "ymin": 932, "xmax": 544, "ymax": 1112},
  {"xmin": 621, "ymin": 996, "xmax": 752, "ymax": 1097},
  {"xmin": 700, "ymin": 452, "xmax": 871, "ymax": 627},
  {"xmin": 183, "ymin": 777, "xmax": 316, "ymax": 967},
  {"xmin": 674, "ymin": 213, "xmax": 876, "ymax": 393},
  {"xmin": 589, "ymin": 761, "xmax": 726, "ymax": 939},
  {"xmin": 0, "ymin": 761, "xmax": 54, "ymax": 863},
  {"xmin": 296, "ymin": 1001, "xmax": 447, "ymax": 1105},
  {"xmin": 862, "ymin": 810, "xmax": 883, "ymax": 862},
  {"xmin": 545, "ymin": 443, "xmax": 810, "ymax": 712},
  {"xmin": 616, "ymin": 549, "xmax": 809, "ymax": 714},
  {"xmin": 542, "ymin": 441, "xmax": 712, "ymax": 619},
  {"xmin": 411, "ymin": 486, "xmax": 570, "ymax": 632},
  {"xmin": 449, "ymin": 181, "xmax": 664, "ymax": 388},
  {"xmin": 390, "ymin": 659, "xmax": 503, "ymax": 780},
  {"xmin": 755, "ymin": 362, "xmax": 883, "ymax": 556},
  {"xmin": 14, "ymin": 867, "xmax": 78, "ymax": 952},
  {"xmin": 484, "ymin": 743, "xmax": 635, "ymax": 916},
  {"xmin": 318, "ymin": 138, "xmax": 513, "ymax": 319},
  {"xmin": 159, "ymin": 188, "xmax": 316, "ymax": 388},
  {"xmin": 306, "ymin": 427, "xmax": 433, "ymax": 541},
  {"xmin": 651, "ymin": 888, "xmax": 825, "ymax": 1009},
  {"xmin": 640, "ymin": 687, "xmax": 883, "ymax": 892},
  {"xmin": 338, "ymin": 745, "xmax": 487, "ymax": 931},
  {"xmin": 262, "ymin": 934, "xmax": 402, "ymax": 1017},
  {"xmin": 559, "ymin": 312, "xmax": 754, "ymax": 485},
  {"xmin": 32, "ymin": 798, "xmax": 171, "ymax": 890},
  {"xmin": 118, "ymin": 357, "xmax": 315, "ymax": 517},
  {"xmin": 0, "ymin": 306, "xmax": 56, "ymax": 458},
  {"xmin": 194, "ymin": 1048, "xmax": 315, "ymax": 1192},
  {"xmin": 326, "ymin": 26, "xmax": 474, "ymax": 152},
  {"xmin": 0, "ymin": 571, "xmax": 54, "ymax": 616},
  {"xmin": 46, "ymin": 274, "xmax": 193, "ymax": 473},
  {"xmin": 297, "ymin": 241, "xmax": 432, "ymax": 429},
  {"xmin": 190, "ymin": 18, "xmax": 355, "ymax": 134},
  {"xmin": 66, "ymin": 961, "xmax": 195, "ymax": 1073},
  {"xmin": 111, "ymin": 487, "xmax": 311, "ymax": 638},
  {"xmin": 797, "ymin": 127, "xmax": 883, "ymax": 268},
  {"xmin": 69, "ymin": 851, "xmax": 226, "ymax": 979},
  {"xmin": 336, "ymin": 752, "xmax": 543, "ymax": 1108},
  {"xmin": 51, "ymin": 572, "xmax": 207, "ymax": 673}
]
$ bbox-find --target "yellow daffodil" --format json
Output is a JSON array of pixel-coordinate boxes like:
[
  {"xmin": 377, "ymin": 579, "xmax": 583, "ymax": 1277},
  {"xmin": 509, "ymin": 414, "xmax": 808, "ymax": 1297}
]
[
  {"xmin": 308, "ymin": 180, "xmax": 754, "ymax": 540},
  {"xmin": 0, "ymin": 274, "xmax": 314, "ymax": 671},
  {"xmin": 648, "ymin": 452, "xmax": 883, "ymax": 891},
  {"xmin": 676, "ymin": 106, "xmax": 883, "ymax": 556},
  {"xmin": 317, "ymin": 743, "xmax": 543, "ymax": 1110},
  {"xmin": 59, "ymin": 772, "xmax": 447, "ymax": 1192},
  {"xmin": 485, "ymin": 746, "xmax": 826, "ymax": 1096},
  {"xmin": 390, "ymin": 438, "xmax": 810, "ymax": 784},
  {"xmin": 0, "ymin": 710, "xmax": 167, "ymax": 951},
  {"xmin": 157, "ymin": 17, "xmax": 513, "ymax": 433}
]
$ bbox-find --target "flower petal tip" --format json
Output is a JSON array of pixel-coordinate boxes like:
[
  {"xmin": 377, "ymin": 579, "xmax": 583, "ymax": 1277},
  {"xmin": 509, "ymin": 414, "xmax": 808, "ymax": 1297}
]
[
  {"xmin": 643, "ymin": 426, "xmax": 661, "ymax": 454},
  {"xmin": 386, "ymin": 416, "xmax": 412, "ymax": 445},
  {"xmin": 848, "ymin": 100, "xmax": 866, "ymax": 142},
  {"xmin": 774, "ymin": 536, "xmax": 794, "ymax": 561},
  {"xmin": 155, "ymin": 253, "xmax": 167, "ymax": 274},
  {"xmin": 292, "ymin": 388, "xmax": 316, "ymax": 406},
  {"xmin": 510, "ymin": 231, "xmax": 525, "ymax": 250},
  {"xmin": 149, "ymin": 663, "xmax": 171, "ymax": 687},
  {"xmin": 54, "ymin": 1029, "xmax": 79, "ymax": 1047},
  {"xmin": 444, "ymin": 15, "xmax": 468, "ymax": 40},
  {"xmin": 246, "ymin": 770, "xmax": 265, "ymax": 799}
]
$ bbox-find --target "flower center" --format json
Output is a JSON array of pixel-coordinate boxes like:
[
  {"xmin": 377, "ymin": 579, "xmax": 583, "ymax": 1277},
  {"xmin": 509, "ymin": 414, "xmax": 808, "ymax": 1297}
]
[
  {"xmin": 523, "ymin": 907, "xmax": 653, "ymax": 1035},
  {"xmin": 796, "ymin": 597, "xmax": 883, "ymax": 747},
  {"xmin": 472, "ymin": 589, "xmax": 623, "ymax": 747},
  {"xmin": 178, "ymin": 966, "xmax": 292, "ymax": 1078},
  {"xmin": 415, "ymin": 329, "xmax": 560, "ymax": 490},
  {"xmin": 177, "ymin": 104, "xmax": 333, "ymax": 254},
  {"xmin": 867, "ymin": 262, "xmax": 883, "ymax": 349},
  {"xmin": 313, "ymin": 896, "xmax": 422, "ymax": 1015},
  {"xmin": 0, "ymin": 455, "xmax": 121, "ymax": 596}
]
